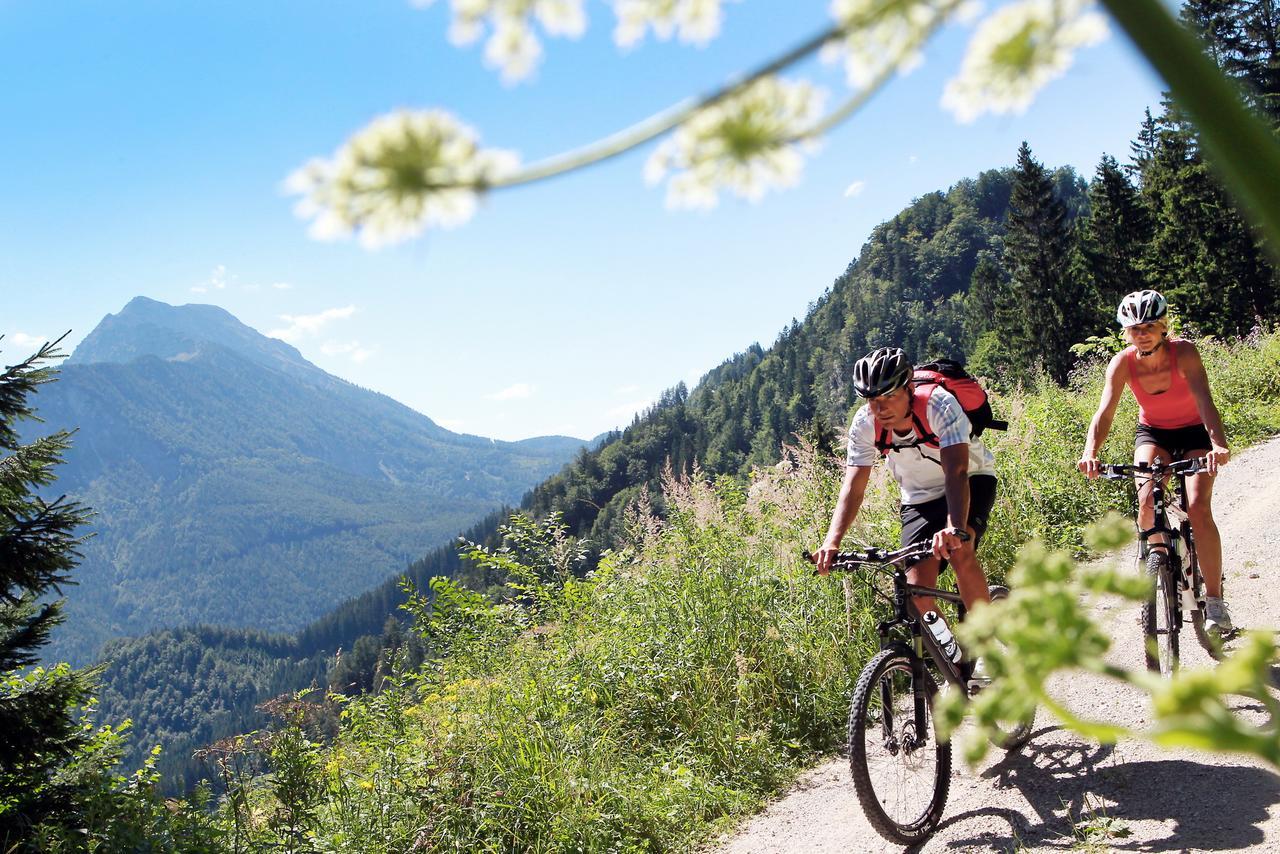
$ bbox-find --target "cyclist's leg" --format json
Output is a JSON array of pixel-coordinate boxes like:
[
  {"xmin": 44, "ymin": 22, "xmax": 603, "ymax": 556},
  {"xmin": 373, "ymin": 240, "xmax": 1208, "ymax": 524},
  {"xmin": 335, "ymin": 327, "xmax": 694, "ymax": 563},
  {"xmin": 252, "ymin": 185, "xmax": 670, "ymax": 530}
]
[
  {"xmin": 901, "ymin": 497, "xmax": 946, "ymax": 617},
  {"xmin": 1134, "ymin": 431, "xmax": 1173, "ymax": 552},
  {"xmin": 1182, "ymin": 445, "xmax": 1223, "ymax": 598},
  {"xmin": 949, "ymin": 475, "xmax": 996, "ymax": 612},
  {"xmin": 907, "ymin": 556, "xmax": 942, "ymax": 618}
]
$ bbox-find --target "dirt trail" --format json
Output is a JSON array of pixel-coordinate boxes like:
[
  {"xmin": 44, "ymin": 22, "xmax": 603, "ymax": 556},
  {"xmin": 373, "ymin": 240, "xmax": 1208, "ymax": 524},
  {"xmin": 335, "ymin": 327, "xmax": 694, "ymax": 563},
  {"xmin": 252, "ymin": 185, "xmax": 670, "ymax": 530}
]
[{"xmin": 716, "ymin": 435, "xmax": 1280, "ymax": 853}]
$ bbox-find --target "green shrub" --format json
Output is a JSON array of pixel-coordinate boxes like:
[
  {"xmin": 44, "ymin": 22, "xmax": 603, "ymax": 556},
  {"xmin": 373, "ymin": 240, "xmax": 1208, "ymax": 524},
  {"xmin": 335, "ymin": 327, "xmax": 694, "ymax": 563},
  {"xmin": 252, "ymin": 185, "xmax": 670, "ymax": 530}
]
[{"xmin": 215, "ymin": 329, "xmax": 1280, "ymax": 852}]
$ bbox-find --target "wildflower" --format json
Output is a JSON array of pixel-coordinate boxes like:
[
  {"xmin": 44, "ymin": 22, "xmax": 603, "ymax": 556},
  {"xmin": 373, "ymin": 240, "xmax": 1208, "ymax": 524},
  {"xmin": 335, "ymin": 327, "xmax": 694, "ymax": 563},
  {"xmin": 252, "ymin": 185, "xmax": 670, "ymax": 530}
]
[
  {"xmin": 285, "ymin": 109, "xmax": 519, "ymax": 248},
  {"xmin": 645, "ymin": 77, "xmax": 826, "ymax": 210},
  {"xmin": 613, "ymin": 0, "xmax": 734, "ymax": 49},
  {"xmin": 413, "ymin": 0, "xmax": 587, "ymax": 82},
  {"xmin": 942, "ymin": 0, "xmax": 1108, "ymax": 123},
  {"xmin": 826, "ymin": 0, "xmax": 963, "ymax": 88}
]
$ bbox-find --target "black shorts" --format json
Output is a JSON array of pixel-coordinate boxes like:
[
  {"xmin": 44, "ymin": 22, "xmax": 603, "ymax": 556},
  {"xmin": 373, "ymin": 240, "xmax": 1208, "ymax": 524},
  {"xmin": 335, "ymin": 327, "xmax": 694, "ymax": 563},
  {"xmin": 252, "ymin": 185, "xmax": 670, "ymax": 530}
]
[
  {"xmin": 900, "ymin": 474, "xmax": 997, "ymax": 566},
  {"xmin": 1135, "ymin": 423, "xmax": 1211, "ymax": 461}
]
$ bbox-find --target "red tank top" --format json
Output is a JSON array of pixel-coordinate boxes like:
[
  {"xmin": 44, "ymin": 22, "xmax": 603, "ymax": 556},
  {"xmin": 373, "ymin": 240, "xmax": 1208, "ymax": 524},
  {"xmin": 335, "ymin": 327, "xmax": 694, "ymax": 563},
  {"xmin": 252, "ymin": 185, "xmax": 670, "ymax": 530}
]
[{"xmin": 1125, "ymin": 340, "xmax": 1202, "ymax": 429}]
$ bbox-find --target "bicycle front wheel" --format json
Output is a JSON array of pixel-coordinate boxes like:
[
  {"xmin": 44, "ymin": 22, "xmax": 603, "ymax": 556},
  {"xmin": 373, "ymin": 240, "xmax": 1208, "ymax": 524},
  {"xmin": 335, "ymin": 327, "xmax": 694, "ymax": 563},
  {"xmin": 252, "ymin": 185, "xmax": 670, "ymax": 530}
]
[
  {"xmin": 848, "ymin": 649, "xmax": 951, "ymax": 844},
  {"xmin": 1143, "ymin": 550, "xmax": 1179, "ymax": 675}
]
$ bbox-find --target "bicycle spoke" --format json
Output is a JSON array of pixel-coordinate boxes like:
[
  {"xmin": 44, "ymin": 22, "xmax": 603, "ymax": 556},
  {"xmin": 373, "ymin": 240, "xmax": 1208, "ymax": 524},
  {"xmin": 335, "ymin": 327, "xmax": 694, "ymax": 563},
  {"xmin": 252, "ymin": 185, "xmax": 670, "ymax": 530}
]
[{"xmin": 849, "ymin": 650, "xmax": 950, "ymax": 843}]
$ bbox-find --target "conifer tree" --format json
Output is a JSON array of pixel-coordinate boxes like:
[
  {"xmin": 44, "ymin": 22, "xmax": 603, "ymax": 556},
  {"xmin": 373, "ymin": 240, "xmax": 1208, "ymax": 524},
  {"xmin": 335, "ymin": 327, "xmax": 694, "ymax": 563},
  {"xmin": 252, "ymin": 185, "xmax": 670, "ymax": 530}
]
[
  {"xmin": 1002, "ymin": 142, "xmax": 1089, "ymax": 384},
  {"xmin": 1138, "ymin": 108, "xmax": 1277, "ymax": 333},
  {"xmin": 1077, "ymin": 154, "xmax": 1153, "ymax": 315},
  {"xmin": 0, "ymin": 338, "xmax": 95, "ymax": 840},
  {"xmin": 1183, "ymin": 0, "xmax": 1280, "ymax": 127}
]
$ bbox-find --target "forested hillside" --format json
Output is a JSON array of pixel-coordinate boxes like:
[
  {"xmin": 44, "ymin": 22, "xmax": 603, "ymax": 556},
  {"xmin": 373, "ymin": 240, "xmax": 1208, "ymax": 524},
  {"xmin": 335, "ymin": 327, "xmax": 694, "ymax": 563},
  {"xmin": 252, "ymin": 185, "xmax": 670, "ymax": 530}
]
[
  {"xmin": 30, "ymin": 297, "xmax": 585, "ymax": 664},
  {"xmin": 91, "ymin": 0, "xmax": 1280, "ymax": 797}
]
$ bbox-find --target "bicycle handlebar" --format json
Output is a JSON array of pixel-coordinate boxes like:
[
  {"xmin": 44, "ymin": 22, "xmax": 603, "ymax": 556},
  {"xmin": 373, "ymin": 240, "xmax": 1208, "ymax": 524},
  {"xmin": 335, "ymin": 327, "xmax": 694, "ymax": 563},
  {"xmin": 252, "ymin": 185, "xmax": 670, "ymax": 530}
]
[
  {"xmin": 1100, "ymin": 456, "xmax": 1207, "ymax": 480},
  {"xmin": 804, "ymin": 532, "xmax": 970, "ymax": 572}
]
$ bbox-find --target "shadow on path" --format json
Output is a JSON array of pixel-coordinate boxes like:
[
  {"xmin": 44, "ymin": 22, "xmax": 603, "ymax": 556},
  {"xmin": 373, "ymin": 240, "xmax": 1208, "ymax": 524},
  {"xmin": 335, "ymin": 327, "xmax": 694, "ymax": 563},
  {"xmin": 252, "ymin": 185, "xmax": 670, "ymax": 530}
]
[{"xmin": 934, "ymin": 729, "xmax": 1280, "ymax": 851}]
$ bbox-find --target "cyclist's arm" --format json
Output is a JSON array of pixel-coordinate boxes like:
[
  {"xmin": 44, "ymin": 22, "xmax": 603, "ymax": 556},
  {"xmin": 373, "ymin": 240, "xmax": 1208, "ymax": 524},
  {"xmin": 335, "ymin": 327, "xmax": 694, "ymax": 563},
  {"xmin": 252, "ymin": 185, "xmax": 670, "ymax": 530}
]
[
  {"xmin": 1080, "ymin": 351, "xmax": 1128, "ymax": 477},
  {"xmin": 1179, "ymin": 342, "xmax": 1230, "ymax": 469},
  {"xmin": 817, "ymin": 465, "xmax": 872, "ymax": 574},
  {"xmin": 937, "ymin": 443, "xmax": 971, "ymax": 559}
]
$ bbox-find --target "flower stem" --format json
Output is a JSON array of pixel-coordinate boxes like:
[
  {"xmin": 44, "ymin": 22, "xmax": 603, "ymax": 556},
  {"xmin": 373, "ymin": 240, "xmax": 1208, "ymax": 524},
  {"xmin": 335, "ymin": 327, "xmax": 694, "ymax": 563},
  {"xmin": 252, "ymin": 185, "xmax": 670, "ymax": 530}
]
[{"xmin": 491, "ymin": 22, "xmax": 848, "ymax": 190}]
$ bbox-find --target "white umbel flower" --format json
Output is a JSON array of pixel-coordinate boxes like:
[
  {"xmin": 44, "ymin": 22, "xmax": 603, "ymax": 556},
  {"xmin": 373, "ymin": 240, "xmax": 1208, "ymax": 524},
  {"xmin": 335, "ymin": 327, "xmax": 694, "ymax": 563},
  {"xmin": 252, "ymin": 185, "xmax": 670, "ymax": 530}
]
[
  {"xmin": 414, "ymin": 0, "xmax": 587, "ymax": 82},
  {"xmin": 942, "ymin": 0, "xmax": 1108, "ymax": 122},
  {"xmin": 645, "ymin": 77, "xmax": 826, "ymax": 210},
  {"xmin": 285, "ymin": 110, "xmax": 519, "ymax": 248},
  {"xmin": 826, "ymin": 0, "xmax": 956, "ymax": 88},
  {"xmin": 613, "ymin": 0, "xmax": 734, "ymax": 49}
]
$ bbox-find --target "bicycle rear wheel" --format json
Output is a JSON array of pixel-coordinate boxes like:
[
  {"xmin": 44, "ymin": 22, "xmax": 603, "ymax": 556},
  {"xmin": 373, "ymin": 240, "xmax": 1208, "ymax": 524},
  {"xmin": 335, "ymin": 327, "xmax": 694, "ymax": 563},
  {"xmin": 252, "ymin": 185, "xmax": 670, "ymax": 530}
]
[
  {"xmin": 1143, "ymin": 550, "xmax": 1179, "ymax": 675},
  {"xmin": 848, "ymin": 648, "xmax": 950, "ymax": 844},
  {"xmin": 984, "ymin": 585, "xmax": 1034, "ymax": 749}
]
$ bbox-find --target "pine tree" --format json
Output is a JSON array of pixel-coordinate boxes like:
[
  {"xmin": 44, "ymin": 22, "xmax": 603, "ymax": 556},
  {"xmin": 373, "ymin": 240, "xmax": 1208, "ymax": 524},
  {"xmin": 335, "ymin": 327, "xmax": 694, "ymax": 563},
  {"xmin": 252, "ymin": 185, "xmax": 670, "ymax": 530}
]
[
  {"xmin": 1183, "ymin": 0, "xmax": 1280, "ymax": 127},
  {"xmin": 1002, "ymin": 142, "xmax": 1090, "ymax": 384},
  {"xmin": 0, "ymin": 337, "xmax": 96, "ymax": 840},
  {"xmin": 1077, "ymin": 154, "xmax": 1153, "ymax": 315},
  {"xmin": 1138, "ymin": 109, "xmax": 1277, "ymax": 333}
]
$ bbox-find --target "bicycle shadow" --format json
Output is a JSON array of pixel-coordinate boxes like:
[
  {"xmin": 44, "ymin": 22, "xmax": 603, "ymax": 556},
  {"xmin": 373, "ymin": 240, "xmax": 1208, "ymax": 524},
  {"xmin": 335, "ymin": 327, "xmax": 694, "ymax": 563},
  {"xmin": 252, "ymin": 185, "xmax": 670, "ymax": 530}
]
[{"xmin": 931, "ymin": 727, "xmax": 1280, "ymax": 851}]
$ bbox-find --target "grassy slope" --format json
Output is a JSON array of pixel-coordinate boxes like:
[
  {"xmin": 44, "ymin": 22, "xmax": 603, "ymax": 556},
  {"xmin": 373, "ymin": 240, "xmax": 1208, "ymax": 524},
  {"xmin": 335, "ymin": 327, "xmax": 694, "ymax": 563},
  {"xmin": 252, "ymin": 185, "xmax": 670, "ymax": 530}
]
[{"xmin": 216, "ymin": 331, "xmax": 1280, "ymax": 851}]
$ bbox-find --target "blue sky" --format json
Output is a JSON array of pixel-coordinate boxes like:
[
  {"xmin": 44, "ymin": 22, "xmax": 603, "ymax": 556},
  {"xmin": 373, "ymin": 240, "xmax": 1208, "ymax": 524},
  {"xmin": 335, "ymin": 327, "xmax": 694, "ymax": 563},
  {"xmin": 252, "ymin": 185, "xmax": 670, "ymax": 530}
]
[{"xmin": 2, "ymin": 1, "xmax": 1164, "ymax": 441}]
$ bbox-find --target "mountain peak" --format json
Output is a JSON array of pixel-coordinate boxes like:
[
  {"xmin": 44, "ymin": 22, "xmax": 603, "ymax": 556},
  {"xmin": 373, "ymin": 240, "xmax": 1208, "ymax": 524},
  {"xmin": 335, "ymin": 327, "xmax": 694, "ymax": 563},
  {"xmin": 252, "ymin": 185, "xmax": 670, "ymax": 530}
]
[{"xmin": 68, "ymin": 297, "xmax": 313, "ymax": 376}]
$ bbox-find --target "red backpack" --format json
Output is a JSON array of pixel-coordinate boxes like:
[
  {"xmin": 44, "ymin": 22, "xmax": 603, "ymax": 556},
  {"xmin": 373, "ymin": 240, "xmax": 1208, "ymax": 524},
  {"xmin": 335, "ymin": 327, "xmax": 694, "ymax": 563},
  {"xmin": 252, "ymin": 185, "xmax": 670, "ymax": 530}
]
[{"xmin": 873, "ymin": 359, "xmax": 1007, "ymax": 455}]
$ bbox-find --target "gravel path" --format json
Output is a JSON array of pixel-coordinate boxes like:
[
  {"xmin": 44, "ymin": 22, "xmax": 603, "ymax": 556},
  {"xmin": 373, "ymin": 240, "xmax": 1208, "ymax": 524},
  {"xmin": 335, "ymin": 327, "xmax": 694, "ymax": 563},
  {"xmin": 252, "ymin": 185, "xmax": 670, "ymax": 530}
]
[{"xmin": 715, "ymin": 435, "xmax": 1280, "ymax": 853}]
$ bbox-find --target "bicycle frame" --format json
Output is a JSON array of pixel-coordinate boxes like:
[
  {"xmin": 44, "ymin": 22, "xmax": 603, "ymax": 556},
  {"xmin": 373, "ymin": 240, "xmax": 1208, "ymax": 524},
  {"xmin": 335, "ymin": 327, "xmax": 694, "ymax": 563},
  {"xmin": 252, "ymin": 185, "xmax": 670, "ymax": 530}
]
[
  {"xmin": 817, "ymin": 543, "xmax": 974, "ymax": 748},
  {"xmin": 1103, "ymin": 458, "xmax": 1206, "ymax": 620}
]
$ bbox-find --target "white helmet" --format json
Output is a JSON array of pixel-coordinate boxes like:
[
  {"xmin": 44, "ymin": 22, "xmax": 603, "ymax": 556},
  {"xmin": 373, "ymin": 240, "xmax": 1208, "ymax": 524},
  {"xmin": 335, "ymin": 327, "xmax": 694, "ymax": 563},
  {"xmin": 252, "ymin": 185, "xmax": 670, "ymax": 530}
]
[{"xmin": 1116, "ymin": 290, "xmax": 1168, "ymax": 327}]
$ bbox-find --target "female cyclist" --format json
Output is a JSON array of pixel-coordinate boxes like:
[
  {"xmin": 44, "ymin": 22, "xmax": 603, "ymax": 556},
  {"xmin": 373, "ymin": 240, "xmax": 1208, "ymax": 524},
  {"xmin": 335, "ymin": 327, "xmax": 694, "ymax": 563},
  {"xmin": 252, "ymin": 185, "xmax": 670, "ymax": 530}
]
[{"xmin": 1077, "ymin": 289, "xmax": 1233, "ymax": 635}]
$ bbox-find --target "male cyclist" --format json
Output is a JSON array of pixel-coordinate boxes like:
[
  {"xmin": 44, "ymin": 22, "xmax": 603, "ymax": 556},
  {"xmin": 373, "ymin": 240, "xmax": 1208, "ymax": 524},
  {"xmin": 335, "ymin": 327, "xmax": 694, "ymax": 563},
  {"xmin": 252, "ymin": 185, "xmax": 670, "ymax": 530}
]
[
  {"xmin": 814, "ymin": 347, "xmax": 998, "ymax": 671},
  {"xmin": 1078, "ymin": 289, "xmax": 1233, "ymax": 635}
]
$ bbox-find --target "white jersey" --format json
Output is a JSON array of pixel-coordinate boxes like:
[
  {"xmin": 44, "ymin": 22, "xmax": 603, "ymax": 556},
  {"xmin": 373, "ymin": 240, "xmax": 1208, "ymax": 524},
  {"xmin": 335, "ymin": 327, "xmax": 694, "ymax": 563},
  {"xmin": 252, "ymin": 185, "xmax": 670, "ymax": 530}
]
[{"xmin": 845, "ymin": 386, "xmax": 996, "ymax": 504}]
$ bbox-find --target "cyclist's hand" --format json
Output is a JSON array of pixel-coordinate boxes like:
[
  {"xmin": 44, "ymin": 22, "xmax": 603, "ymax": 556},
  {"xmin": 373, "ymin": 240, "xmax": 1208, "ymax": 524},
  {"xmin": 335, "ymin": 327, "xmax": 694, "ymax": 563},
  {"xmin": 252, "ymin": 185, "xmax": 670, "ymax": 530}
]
[
  {"xmin": 1077, "ymin": 456, "xmax": 1102, "ymax": 478},
  {"xmin": 812, "ymin": 542, "xmax": 840, "ymax": 576},
  {"xmin": 932, "ymin": 527, "xmax": 965, "ymax": 560},
  {"xmin": 1204, "ymin": 445, "xmax": 1230, "ymax": 475}
]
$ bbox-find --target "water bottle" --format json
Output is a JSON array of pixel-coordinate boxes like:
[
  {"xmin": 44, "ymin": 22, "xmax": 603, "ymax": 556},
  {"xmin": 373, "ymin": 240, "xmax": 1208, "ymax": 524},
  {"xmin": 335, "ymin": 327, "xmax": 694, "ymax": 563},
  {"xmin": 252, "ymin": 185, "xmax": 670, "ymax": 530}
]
[{"xmin": 923, "ymin": 611, "xmax": 961, "ymax": 663}]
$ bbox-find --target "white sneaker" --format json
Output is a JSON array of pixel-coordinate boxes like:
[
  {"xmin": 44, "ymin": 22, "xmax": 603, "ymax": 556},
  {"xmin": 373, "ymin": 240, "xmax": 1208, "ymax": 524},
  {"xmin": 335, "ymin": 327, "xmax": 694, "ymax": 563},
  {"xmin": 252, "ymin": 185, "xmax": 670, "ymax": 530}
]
[
  {"xmin": 1204, "ymin": 596, "xmax": 1234, "ymax": 636},
  {"xmin": 967, "ymin": 657, "xmax": 991, "ymax": 694}
]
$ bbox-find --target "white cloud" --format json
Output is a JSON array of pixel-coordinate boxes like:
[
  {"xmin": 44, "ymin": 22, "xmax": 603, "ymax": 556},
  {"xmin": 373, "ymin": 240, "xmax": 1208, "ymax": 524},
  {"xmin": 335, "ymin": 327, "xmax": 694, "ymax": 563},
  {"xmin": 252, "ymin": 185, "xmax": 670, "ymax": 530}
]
[
  {"xmin": 268, "ymin": 305, "xmax": 357, "ymax": 343},
  {"xmin": 436, "ymin": 418, "xmax": 467, "ymax": 433},
  {"xmin": 272, "ymin": 282, "xmax": 294, "ymax": 290},
  {"xmin": 613, "ymin": 384, "xmax": 640, "ymax": 395},
  {"xmin": 320, "ymin": 339, "xmax": 374, "ymax": 363},
  {"xmin": 844, "ymin": 179, "xmax": 867, "ymax": 198},
  {"xmin": 486, "ymin": 382, "xmax": 534, "ymax": 401},
  {"xmin": 908, "ymin": 154, "xmax": 919, "ymax": 164},
  {"xmin": 7, "ymin": 332, "xmax": 45, "ymax": 350},
  {"xmin": 191, "ymin": 264, "xmax": 229, "ymax": 294}
]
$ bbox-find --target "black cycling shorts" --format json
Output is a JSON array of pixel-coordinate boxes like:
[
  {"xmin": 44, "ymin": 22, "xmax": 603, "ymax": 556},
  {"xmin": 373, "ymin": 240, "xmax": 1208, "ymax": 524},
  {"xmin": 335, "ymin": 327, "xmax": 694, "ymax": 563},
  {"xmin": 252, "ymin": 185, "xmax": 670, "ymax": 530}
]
[
  {"xmin": 1135, "ymin": 423, "xmax": 1211, "ymax": 461},
  {"xmin": 900, "ymin": 474, "xmax": 997, "ymax": 567}
]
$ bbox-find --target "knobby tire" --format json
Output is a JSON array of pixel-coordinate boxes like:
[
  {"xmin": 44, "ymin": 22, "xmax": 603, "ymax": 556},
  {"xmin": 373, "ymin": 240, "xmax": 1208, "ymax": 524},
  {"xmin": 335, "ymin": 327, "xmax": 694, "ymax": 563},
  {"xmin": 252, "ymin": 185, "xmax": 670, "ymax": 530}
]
[
  {"xmin": 985, "ymin": 585, "xmax": 1035, "ymax": 750},
  {"xmin": 1143, "ymin": 550, "xmax": 1179, "ymax": 675},
  {"xmin": 848, "ymin": 649, "xmax": 950, "ymax": 844}
]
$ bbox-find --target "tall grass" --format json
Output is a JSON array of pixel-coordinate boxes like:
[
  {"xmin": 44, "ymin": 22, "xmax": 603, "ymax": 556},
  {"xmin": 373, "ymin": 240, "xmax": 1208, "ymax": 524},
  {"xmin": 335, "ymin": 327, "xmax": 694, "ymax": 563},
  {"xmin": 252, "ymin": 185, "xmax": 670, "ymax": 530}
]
[{"xmin": 218, "ymin": 330, "xmax": 1280, "ymax": 853}]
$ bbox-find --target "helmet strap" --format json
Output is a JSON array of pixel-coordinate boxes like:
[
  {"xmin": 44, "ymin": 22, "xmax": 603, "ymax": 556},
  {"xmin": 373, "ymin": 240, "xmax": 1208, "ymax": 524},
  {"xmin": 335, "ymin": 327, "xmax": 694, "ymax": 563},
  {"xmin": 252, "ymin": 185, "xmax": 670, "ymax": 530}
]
[{"xmin": 1137, "ymin": 334, "xmax": 1166, "ymax": 358}]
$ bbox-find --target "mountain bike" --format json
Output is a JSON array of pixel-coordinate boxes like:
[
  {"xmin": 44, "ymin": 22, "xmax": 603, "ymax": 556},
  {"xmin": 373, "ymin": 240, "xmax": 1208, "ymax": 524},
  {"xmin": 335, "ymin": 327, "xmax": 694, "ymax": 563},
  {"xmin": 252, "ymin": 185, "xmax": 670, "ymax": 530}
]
[
  {"xmin": 1101, "ymin": 457, "xmax": 1220, "ymax": 675},
  {"xmin": 808, "ymin": 540, "xmax": 1033, "ymax": 845}
]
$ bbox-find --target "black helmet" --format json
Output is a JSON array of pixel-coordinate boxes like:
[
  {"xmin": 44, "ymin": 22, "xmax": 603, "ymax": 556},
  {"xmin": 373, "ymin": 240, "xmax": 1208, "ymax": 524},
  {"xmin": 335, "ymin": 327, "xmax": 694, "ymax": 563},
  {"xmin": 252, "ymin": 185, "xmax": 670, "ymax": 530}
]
[
  {"xmin": 853, "ymin": 347, "xmax": 912, "ymax": 398},
  {"xmin": 1116, "ymin": 289, "xmax": 1168, "ymax": 327}
]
